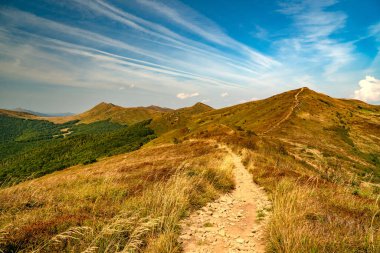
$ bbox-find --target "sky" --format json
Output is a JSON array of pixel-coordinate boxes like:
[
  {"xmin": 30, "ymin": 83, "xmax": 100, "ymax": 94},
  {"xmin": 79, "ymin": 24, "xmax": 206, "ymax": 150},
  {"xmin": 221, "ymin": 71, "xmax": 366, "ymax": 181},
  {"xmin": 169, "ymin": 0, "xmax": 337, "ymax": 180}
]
[{"xmin": 0, "ymin": 0, "xmax": 379, "ymax": 113}]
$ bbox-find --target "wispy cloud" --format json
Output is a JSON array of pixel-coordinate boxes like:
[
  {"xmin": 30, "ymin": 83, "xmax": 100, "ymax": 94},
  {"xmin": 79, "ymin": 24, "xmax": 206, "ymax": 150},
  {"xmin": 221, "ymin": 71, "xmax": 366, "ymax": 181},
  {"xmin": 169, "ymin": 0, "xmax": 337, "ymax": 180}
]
[
  {"xmin": 251, "ymin": 25, "xmax": 269, "ymax": 41},
  {"xmin": 221, "ymin": 92, "xmax": 229, "ymax": 97},
  {"xmin": 134, "ymin": 0, "xmax": 280, "ymax": 70},
  {"xmin": 0, "ymin": 7, "xmax": 251, "ymax": 93},
  {"xmin": 276, "ymin": 0, "xmax": 354, "ymax": 76},
  {"xmin": 0, "ymin": 3, "xmax": 281, "ymax": 97}
]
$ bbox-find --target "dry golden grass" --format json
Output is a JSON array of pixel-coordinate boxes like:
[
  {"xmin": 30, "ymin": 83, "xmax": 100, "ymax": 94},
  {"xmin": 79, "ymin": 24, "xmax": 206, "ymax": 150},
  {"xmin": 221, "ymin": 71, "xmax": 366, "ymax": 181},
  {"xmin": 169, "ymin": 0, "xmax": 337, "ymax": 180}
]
[
  {"xmin": 241, "ymin": 141, "xmax": 380, "ymax": 252},
  {"xmin": 2, "ymin": 87, "xmax": 380, "ymax": 252},
  {"xmin": 0, "ymin": 140, "xmax": 234, "ymax": 252}
]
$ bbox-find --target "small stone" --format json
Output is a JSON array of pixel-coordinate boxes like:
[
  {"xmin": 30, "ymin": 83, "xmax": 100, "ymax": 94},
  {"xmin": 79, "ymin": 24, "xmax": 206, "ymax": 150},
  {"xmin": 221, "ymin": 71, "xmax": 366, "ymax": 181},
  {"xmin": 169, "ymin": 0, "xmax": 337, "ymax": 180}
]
[
  {"xmin": 236, "ymin": 238, "xmax": 244, "ymax": 244},
  {"xmin": 218, "ymin": 229, "xmax": 226, "ymax": 236},
  {"xmin": 179, "ymin": 235, "xmax": 191, "ymax": 240}
]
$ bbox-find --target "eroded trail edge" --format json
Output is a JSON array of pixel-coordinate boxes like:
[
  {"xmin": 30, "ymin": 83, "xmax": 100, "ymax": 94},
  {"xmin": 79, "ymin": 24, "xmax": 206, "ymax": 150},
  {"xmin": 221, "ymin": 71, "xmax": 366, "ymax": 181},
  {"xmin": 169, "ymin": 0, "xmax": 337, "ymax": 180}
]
[{"xmin": 180, "ymin": 146, "xmax": 271, "ymax": 253}]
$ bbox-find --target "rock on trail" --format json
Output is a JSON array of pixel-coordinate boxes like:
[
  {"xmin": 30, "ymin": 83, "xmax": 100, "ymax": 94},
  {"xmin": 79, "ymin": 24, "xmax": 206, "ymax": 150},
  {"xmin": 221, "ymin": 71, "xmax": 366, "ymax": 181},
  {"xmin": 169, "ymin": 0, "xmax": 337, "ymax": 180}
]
[{"xmin": 179, "ymin": 146, "xmax": 272, "ymax": 253}]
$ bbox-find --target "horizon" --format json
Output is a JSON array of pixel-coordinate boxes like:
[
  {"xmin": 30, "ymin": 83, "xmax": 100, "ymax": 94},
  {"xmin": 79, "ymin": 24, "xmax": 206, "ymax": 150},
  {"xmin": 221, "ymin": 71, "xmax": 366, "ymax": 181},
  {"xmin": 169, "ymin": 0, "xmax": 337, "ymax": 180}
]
[
  {"xmin": 1, "ymin": 86, "xmax": 378, "ymax": 114},
  {"xmin": 0, "ymin": 0, "xmax": 380, "ymax": 113}
]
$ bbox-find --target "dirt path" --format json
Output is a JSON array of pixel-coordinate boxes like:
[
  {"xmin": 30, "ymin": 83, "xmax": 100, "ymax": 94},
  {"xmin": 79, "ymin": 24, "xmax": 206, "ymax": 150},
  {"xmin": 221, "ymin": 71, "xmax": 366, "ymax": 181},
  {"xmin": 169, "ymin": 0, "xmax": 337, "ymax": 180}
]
[
  {"xmin": 179, "ymin": 146, "xmax": 271, "ymax": 253},
  {"xmin": 262, "ymin": 87, "xmax": 304, "ymax": 134}
]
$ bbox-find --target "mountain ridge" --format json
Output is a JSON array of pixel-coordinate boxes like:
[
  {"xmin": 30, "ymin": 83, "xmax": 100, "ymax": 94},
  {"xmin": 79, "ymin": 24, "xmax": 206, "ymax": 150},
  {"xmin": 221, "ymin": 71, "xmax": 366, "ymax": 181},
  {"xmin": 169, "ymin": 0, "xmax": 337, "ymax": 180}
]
[
  {"xmin": 1, "ymin": 87, "xmax": 379, "ymax": 252},
  {"xmin": 2, "ymin": 87, "xmax": 379, "ymax": 124}
]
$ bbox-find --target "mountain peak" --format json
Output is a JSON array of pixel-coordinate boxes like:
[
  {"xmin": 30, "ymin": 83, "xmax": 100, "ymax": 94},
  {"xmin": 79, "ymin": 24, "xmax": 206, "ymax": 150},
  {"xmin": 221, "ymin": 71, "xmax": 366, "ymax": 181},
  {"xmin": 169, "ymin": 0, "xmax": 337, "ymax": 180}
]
[
  {"xmin": 96, "ymin": 102, "xmax": 114, "ymax": 107},
  {"xmin": 193, "ymin": 102, "xmax": 213, "ymax": 109},
  {"xmin": 91, "ymin": 102, "xmax": 120, "ymax": 111}
]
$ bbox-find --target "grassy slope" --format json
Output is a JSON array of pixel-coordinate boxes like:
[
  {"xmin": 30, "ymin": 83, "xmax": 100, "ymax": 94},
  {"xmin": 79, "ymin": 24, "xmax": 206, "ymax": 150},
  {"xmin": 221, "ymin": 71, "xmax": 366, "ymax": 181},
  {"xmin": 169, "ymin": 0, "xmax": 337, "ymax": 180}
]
[
  {"xmin": 150, "ymin": 88, "xmax": 380, "ymax": 252},
  {"xmin": 0, "ymin": 109, "xmax": 39, "ymax": 120},
  {"xmin": 149, "ymin": 102, "xmax": 214, "ymax": 135},
  {"xmin": 1, "ymin": 88, "xmax": 379, "ymax": 252},
  {"xmin": 155, "ymin": 88, "xmax": 380, "ymax": 182},
  {"xmin": 45, "ymin": 102, "xmax": 168, "ymax": 125},
  {"xmin": 268, "ymin": 88, "xmax": 380, "ymax": 183},
  {"xmin": 0, "ymin": 140, "xmax": 234, "ymax": 252},
  {"xmin": 148, "ymin": 89, "xmax": 296, "ymax": 144}
]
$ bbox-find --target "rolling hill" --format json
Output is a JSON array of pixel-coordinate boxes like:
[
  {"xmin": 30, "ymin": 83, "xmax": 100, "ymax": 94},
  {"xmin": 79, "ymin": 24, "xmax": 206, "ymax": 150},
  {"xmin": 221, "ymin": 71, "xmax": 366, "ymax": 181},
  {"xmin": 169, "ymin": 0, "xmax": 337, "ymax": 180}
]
[
  {"xmin": 44, "ymin": 102, "xmax": 172, "ymax": 125},
  {"xmin": 0, "ymin": 87, "xmax": 379, "ymax": 252},
  {"xmin": 0, "ymin": 109, "xmax": 39, "ymax": 120},
  {"xmin": 153, "ymin": 88, "xmax": 380, "ymax": 182}
]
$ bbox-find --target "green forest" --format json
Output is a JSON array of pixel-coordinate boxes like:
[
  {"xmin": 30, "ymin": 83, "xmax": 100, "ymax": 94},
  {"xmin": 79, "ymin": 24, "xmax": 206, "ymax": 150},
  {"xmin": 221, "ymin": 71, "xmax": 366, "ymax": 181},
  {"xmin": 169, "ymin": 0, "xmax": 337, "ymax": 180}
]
[{"xmin": 0, "ymin": 116, "xmax": 156, "ymax": 186}]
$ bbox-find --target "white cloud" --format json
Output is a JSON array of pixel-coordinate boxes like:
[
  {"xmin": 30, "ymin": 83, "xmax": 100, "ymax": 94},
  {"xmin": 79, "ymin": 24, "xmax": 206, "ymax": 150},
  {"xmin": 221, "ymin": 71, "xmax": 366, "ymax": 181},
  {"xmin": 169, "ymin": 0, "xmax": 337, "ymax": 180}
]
[
  {"xmin": 176, "ymin": 92, "xmax": 199, "ymax": 99},
  {"xmin": 354, "ymin": 76, "xmax": 380, "ymax": 102},
  {"xmin": 221, "ymin": 92, "xmax": 229, "ymax": 97}
]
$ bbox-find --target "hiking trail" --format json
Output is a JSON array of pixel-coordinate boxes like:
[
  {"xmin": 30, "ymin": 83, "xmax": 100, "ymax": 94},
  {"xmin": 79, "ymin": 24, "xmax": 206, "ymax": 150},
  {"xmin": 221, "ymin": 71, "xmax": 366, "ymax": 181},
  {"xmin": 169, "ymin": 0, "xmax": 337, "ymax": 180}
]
[
  {"xmin": 263, "ymin": 87, "xmax": 304, "ymax": 134},
  {"xmin": 179, "ymin": 146, "xmax": 271, "ymax": 253}
]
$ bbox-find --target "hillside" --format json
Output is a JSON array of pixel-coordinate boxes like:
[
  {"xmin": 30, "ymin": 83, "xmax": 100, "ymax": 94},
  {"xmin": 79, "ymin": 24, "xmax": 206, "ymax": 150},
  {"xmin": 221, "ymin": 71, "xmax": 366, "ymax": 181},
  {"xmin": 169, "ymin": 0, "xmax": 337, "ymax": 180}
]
[
  {"xmin": 150, "ymin": 102, "xmax": 214, "ymax": 134},
  {"xmin": 0, "ymin": 115, "xmax": 155, "ymax": 186},
  {"xmin": 0, "ymin": 109, "xmax": 39, "ymax": 120},
  {"xmin": 154, "ymin": 88, "xmax": 380, "ymax": 181},
  {"xmin": 0, "ymin": 140, "xmax": 234, "ymax": 252},
  {"xmin": 0, "ymin": 88, "xmax": 379, "ymax": 252},
  {"xmin": 45, "ymin": 102, "xmax": 170, "ymax": 125}
]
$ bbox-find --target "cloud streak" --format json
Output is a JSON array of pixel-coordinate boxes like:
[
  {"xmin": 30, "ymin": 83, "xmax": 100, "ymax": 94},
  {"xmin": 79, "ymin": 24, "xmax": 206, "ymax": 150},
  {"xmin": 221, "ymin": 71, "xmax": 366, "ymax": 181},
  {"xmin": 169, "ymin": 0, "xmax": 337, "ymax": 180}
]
[
  {"xmin": 135, "ymin": 0, "xmax": 280, "ymax": 70},
  {"xmin": 0, "ymin": 0, "xmax": 379, "ymax": 110},
  {"xmin": 0, "ymin": 3, "xmax": 280, "ymax": 95}
]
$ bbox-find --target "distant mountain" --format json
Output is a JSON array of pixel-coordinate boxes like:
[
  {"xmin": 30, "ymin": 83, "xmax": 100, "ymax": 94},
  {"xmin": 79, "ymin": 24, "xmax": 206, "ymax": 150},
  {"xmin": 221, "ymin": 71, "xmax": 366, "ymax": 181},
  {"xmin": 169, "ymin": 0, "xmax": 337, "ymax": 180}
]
[
  {"xmin": 0, "ymin": 108, "xmax": 38, "ymax": 119},
  {"xmin": 45, "ymin": 102, "xmax": 172, "ymax": 125},
  {"xmin": 13, "ymin": 108, "xmax": 74, "ymax": 117}
]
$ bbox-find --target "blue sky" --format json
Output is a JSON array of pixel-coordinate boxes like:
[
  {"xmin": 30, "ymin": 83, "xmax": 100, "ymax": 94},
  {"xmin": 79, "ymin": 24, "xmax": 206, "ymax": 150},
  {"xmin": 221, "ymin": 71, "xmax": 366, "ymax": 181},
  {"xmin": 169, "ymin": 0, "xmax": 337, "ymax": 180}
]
[{"xmin": 0, "ymin": 0, "xmax": 379, "ymax": 113}]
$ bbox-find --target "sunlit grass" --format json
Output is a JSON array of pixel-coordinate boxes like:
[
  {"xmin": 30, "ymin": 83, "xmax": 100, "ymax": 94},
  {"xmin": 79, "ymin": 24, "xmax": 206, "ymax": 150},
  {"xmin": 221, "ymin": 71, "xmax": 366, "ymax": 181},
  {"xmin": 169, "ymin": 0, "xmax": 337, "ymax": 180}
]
[
  {"xmin": 241, "ymin": 143, "xmax": 380, "ymax": 252},
  {"xmin": 0, "ymin": 140, "xmax": 234, "ymax": 252}
]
